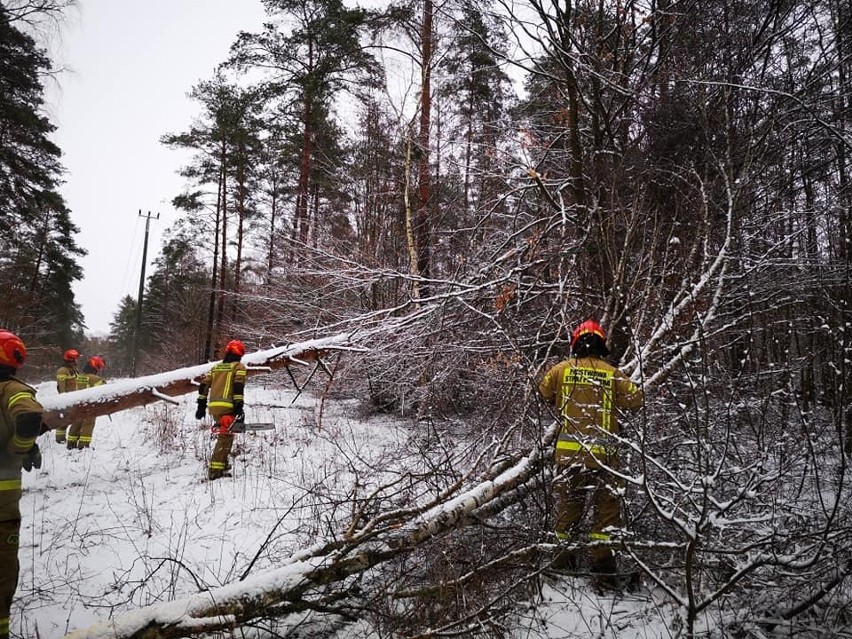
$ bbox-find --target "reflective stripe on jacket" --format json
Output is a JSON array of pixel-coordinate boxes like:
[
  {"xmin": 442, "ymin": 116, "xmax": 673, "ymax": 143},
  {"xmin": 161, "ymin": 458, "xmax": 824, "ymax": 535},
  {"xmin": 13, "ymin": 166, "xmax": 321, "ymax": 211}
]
[
  {"xmin": 203, "ymin": 362, "xmax": 247, "ymax": 411},
  {"xmin": 0, "ymin": 377, "xmax": 43, "ymax": 520},
  {"xmin": 56, "ymin": 365, "xmax": 77, "ymax": 393},
  {"xmin": 74, "ymin": 374, "xmax": 105, "ymax": 390},
  {"xmin": 539, "ymin": 356, "xmax": 643, "ymax": 468}
]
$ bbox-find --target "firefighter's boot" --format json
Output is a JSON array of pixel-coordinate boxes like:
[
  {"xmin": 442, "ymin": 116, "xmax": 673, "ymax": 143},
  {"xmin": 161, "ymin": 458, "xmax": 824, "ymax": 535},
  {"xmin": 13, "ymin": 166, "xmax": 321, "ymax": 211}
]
[
  {"xmin": 590, "ymin": 552, "xmax": 619, "ymax": 591},
  {"xmin": 551, "ymin": 548, "xmax": 580, "ymax": 571}
]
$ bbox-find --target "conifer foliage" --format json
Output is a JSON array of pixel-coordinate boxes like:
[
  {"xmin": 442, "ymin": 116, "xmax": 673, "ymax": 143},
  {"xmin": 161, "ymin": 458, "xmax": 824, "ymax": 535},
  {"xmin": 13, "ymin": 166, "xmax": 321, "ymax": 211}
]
[{"xmin": 0, "ymin": 2, "xmax": 85, "ymax": 350}]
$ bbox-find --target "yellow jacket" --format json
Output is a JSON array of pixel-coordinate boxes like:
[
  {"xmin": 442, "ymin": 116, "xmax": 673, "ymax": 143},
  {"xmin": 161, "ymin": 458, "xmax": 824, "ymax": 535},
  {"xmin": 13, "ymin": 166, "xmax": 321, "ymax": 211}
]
[
  {"xmin": 74, "ymin": 373, "xmax": 105, "ymax": 390},
  {"xmin": 199, "ymin": 361, "xmax": 246, "ymax": 418},
  {"xmin": 0, "ymin": 377, "xmax": 43, "ymax": 519},
  {"xmin": 539, "ymin": 356, "xmax": 643, "ymax": 469},
  {"xmin": 56, "ymin": 364, "xmax": 77, "ymax": 393}
]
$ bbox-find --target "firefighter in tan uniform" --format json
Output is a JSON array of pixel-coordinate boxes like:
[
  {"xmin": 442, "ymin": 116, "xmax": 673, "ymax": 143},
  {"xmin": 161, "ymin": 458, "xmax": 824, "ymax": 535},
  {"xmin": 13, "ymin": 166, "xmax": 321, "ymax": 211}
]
[
  {"xmin": 66, "ymin": 356, "xmax": 106, "ymax": 449},
  {"xmin": 195, "ymin": 340, "xmax": 247, "ymax": 480},
  {"xmin": 0, "ymin": 331, "xmax": 44, "ymax": 639},
  {"xmin": 54, "ymin": 348, "xmax": 79, "ymax": 444},
  {"xmin": 539, "ymin": 320, "xmax": 643, "ymax": 586}
]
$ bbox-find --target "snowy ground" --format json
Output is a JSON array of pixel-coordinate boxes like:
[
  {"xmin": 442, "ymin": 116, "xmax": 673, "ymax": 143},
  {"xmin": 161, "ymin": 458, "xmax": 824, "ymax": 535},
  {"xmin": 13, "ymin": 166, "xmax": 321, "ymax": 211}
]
[{"xmin": 14, "ymin": 378, "xmax": 675, "ymax": 638}]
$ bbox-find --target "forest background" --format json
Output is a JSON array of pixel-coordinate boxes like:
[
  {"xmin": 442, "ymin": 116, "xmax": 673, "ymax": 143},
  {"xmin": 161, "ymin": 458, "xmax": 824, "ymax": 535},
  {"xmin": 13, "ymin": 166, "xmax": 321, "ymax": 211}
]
[{"xmin": 2, "ymin": 0, "xmax": 852, "ymax": 636}]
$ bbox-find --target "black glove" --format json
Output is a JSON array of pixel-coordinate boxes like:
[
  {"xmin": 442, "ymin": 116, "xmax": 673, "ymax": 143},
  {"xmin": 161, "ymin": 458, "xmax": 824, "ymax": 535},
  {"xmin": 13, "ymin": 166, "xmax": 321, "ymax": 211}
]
[
  {"xmin": 23, "ymin": 444, "xmax": 41, "ymax": 472},
  {"xmin": 233, "ymin": 401, "xmax": 244, "ymax": 423},
  {"xmin": 195, "ymin": 399, "xmax": 207, "ymax": 420}
]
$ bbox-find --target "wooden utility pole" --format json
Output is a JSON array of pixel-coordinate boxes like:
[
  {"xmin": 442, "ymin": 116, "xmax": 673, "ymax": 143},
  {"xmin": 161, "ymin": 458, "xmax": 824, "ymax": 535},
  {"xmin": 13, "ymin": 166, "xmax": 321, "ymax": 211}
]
[{"xmin": 132, "ymin": 210, "xmax": 159, "ymax": 376}]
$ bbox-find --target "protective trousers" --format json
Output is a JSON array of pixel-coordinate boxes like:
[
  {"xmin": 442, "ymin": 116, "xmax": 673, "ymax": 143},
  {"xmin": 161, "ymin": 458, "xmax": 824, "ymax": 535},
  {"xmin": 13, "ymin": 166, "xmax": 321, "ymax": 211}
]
[
  {"xmin": 208, "ymin": 409, "xmax": 235, "ymax": 480},
  {"xmin": 209, "ymin": 433, "xmax": 234, "ymax": 479},
  {"xmin": 0, "ymin": 485, "xmax": 22, "ymax": 639},
  {"xmin": 67, "ymin": 417, "xmax": 96, "ymax": 449},
  {"xmin": 554, "ymin": 465, "xmax": 620, "ymax": 567}
]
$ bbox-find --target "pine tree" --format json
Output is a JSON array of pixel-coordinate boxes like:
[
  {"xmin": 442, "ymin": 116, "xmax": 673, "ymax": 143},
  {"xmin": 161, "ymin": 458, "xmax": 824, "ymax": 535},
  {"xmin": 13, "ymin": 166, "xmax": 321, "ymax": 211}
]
[
  {"xmin": 0, "ymin": 3, "xmax": 85, "ymax": 344},
  {"xmin": 162, "ymin": 73, "xmax": 265, "ymax": 360},
  {"xmin": 107, "ymin": 296, "xmax": 137, "ymax": 377},
  {"xmin": 140, "ymin": 230, "xmax": 210, "ymax": 370},
  {"xmin": 437, "ymin": 0, "xmax": 514, "ymax": 266},
  {"xmin": 229, "ymin": 0, "xmax": 381, "ymax": 260}
]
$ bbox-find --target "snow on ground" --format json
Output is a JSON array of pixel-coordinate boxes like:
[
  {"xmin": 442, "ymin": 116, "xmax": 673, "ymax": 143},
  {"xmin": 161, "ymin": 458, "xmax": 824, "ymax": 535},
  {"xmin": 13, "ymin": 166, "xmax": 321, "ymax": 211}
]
[{"xmin": 13, "ymin": 377, "xmax": 675, "ymax": 638}]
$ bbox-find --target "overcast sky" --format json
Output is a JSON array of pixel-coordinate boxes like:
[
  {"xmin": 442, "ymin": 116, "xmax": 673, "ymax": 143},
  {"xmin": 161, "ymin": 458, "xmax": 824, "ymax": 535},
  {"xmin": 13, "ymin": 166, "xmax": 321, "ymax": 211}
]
[{"xmin": 48, "ymin": 0, "xmax": 268, "ymax": 335}]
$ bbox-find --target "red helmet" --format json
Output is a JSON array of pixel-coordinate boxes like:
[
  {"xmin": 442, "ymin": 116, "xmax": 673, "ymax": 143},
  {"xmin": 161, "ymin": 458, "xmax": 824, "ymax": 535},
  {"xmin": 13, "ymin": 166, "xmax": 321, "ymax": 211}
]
[
  {"xmin": 571, "ymin": 320, "xmax": 606, "ymax": 348},
  {"xmin": 224, "ymin": 339, "xmax": 246, "ymax": 357},
  {"xmin": 0, "ymin": 330, "xmax": 27, "ymax": 369},
  {"xmin": 88, "ymin": 355, "xmax": 106, "ymax": 373},
  {"xmin": 64, "ymin": 349, "xmax": 80, "ymax": 362}
]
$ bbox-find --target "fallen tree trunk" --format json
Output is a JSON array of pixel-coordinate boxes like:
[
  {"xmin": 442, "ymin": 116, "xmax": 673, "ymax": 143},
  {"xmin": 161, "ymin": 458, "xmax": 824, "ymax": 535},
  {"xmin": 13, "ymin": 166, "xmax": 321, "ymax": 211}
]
[
  {"xmin": 40, "ymin": 334, "xmax": 357, "ymax": 430},
  {"xmin": 63, "ymin": 420, "xmax": 563, "ymax": 639}
]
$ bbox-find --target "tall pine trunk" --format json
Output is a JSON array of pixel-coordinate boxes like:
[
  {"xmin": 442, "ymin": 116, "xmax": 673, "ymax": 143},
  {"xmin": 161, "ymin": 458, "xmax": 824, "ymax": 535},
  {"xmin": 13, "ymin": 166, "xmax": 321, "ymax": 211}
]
[
  {"xmin": 215, "ymin": 140, "xmax": 229, "ymax": 352},
  {"xmin": 414, "ymin": 0, "xmax": 433, "ymax": 298},
  {"xmin": 203, "ymin": 155, "xmax": 225, "ymax": 362}
]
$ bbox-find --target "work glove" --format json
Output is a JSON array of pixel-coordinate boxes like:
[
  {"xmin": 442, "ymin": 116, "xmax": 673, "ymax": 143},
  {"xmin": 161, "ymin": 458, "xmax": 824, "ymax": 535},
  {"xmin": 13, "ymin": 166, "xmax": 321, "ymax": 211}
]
[
  {"xmin": 233, "ymin": 401, "xmax": 244, "ymax": 423},
  {"xmin": 195, "ymin": 399, "xmax": 207, "ymax": 420},
  {"xmin": 23, "ymin": 444, "xmax": 42, "ymax": 472}
]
